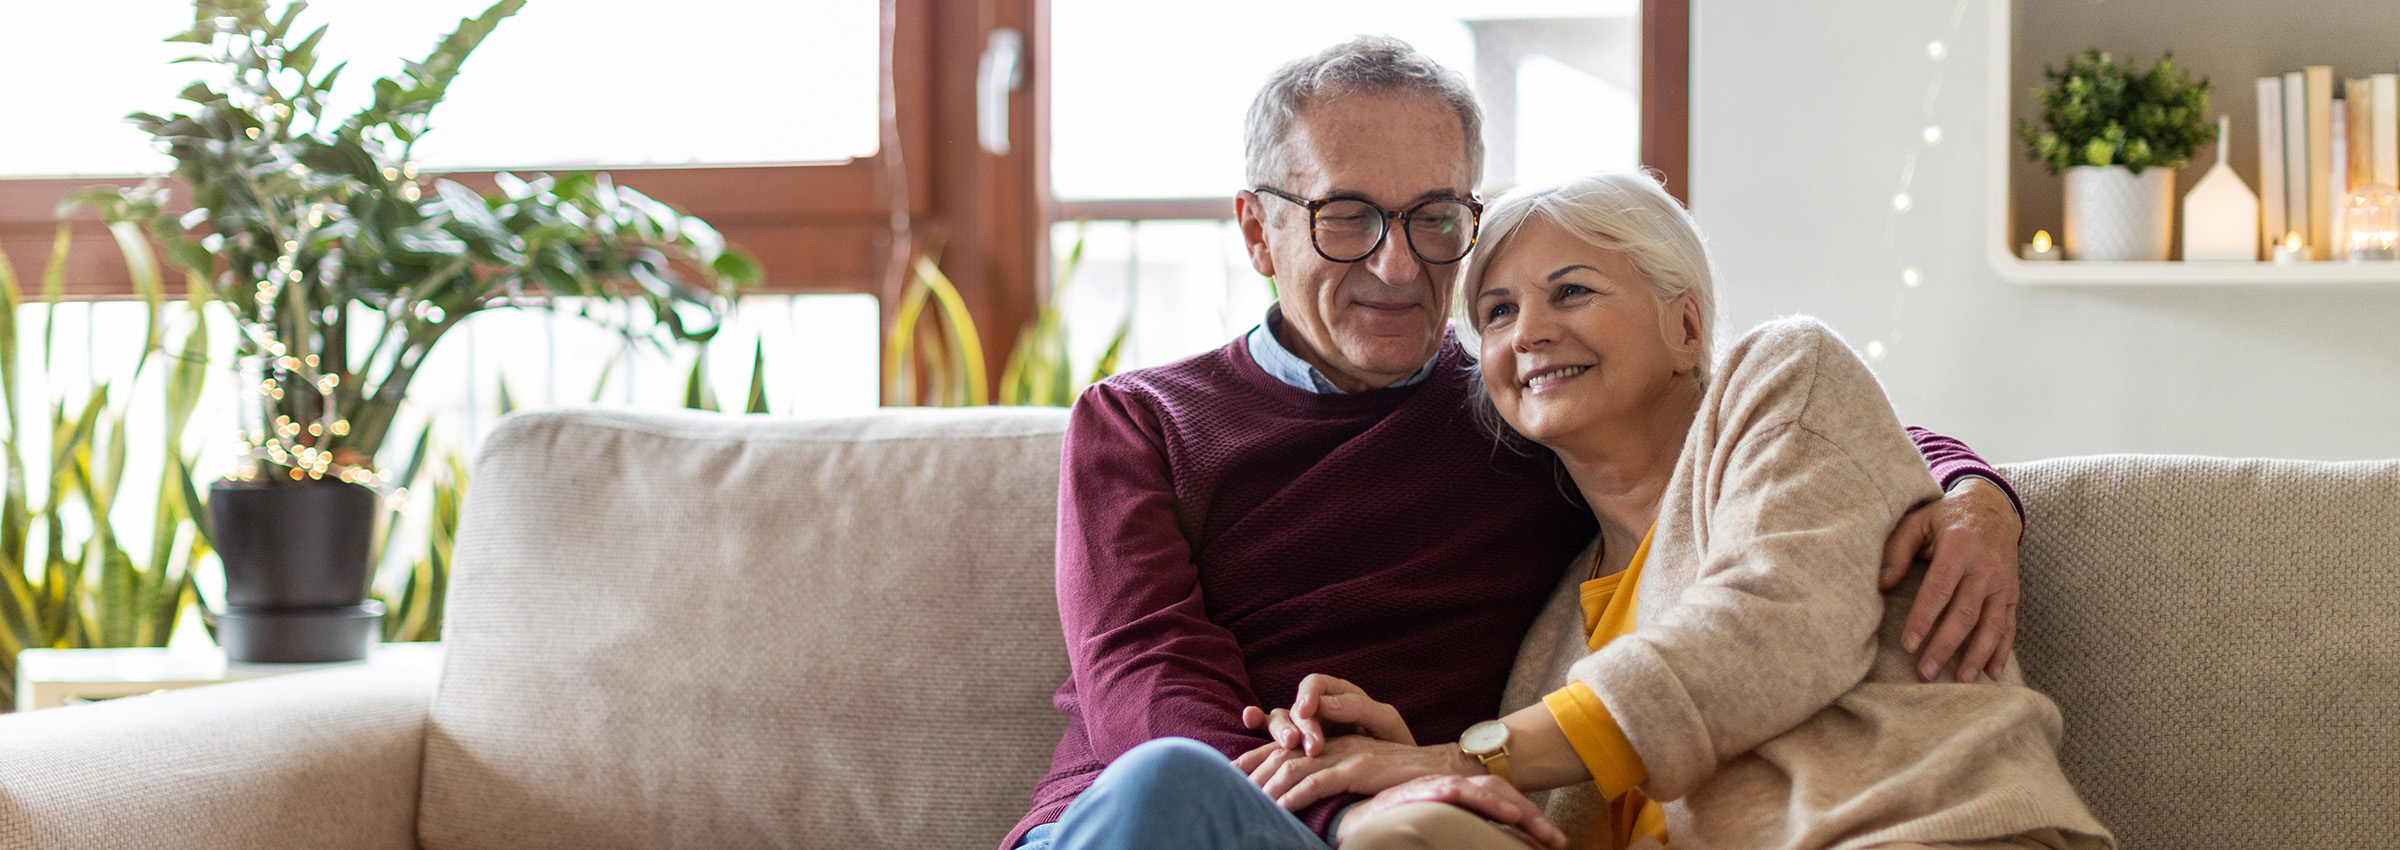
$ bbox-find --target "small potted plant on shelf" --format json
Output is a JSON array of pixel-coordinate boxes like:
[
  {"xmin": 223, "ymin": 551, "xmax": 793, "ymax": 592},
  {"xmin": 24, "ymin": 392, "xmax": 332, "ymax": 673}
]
[
  {"xmin": 82, "ymin": 0, "xmax": 761, "ymax": 662},
  {"xmin": 2018, "ymin": 48, "xmax": 2215, "ymax": 261}
]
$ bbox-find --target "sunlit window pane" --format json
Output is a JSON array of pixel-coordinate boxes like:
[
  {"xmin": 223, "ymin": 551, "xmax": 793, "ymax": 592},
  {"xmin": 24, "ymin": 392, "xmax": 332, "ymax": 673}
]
[
  {"xmin": 1049, "ymin": 2, "xmax": 1641, "ymax": 372},
  {"xmin": 1050, "ymin": 0, "xmax": 1637, "ymax": 200},
  {"xmin": 0, "ymin": 0, "xmax": 878, "ymax": 177}
]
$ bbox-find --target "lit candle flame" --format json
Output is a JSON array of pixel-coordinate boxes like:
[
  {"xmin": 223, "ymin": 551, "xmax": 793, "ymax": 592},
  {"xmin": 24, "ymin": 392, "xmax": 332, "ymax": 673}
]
[
  {"xmin": 2032, "ymin": 230, "xmax": 2053, "ymax": 253},
  {"xmin": 2284, "ymin": 231, "xmax": 2303, "ymax": 251}
]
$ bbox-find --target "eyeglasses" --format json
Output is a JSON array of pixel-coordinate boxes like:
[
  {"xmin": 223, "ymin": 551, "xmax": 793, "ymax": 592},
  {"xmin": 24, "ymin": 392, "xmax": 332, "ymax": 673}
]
[{"xmin": 1252, "ymin": 186, "xmax": 1484, "ymax": 265}]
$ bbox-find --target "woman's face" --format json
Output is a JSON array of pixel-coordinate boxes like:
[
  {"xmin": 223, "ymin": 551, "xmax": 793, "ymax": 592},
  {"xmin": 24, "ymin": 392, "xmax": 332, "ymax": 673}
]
[{"xmin": 1472, "ymin": 216, "xmax": 1702, "ymax": 447}]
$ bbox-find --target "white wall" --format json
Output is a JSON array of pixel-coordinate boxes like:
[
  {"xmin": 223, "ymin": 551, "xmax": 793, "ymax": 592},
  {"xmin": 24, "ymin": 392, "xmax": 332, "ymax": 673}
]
[{"xmin": 1690, "ymin": 1, "xmax": 2400, "ymax": 463}]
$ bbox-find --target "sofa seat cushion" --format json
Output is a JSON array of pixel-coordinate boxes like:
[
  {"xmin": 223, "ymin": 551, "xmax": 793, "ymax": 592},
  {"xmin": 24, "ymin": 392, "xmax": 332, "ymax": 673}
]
[{"xmin": 419, "ymin": 407, "xmax": 1072, "ymax": 850}]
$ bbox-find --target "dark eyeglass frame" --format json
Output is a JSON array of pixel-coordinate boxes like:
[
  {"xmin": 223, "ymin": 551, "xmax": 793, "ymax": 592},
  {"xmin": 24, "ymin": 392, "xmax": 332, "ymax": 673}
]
[{"xmin": 1252, "ymin": 185, "xmax": 1485, "ymax": 265}]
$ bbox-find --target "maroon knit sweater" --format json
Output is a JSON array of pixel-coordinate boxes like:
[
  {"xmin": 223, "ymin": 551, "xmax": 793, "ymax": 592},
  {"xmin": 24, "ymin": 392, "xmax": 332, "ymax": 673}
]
[{"xmin": 1005, "ymin": 334, "xmax": 2010, "ymax": 848}]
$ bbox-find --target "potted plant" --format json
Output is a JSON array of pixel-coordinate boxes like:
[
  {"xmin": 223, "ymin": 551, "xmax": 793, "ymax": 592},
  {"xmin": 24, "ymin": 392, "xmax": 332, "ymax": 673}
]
[
  {"xmin": 83, "ymin": 0, "xmax": 760, "ymax": 661},
  {"xmin": 2018, "ymin": 49, "xmax": 2215, "ymax": 261}
]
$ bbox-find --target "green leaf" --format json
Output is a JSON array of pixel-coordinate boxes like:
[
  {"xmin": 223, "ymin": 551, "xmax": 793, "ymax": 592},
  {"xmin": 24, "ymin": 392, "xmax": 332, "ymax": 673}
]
[
  {"xmin": 711, "ymin": 250, "xmax": 763, "ymax": 286},
  {"xmin": 174, "ymin": 454, "xmax": 213, "ymax": 552},
  {"xmin": 434, "ymin": 179, "xmax": 508, "ymax": 245},
  {"xmin": 105, "ymin": 221, "xmax": 170, "ymax": 384},
  {"xmin": 915, "ymin": 255, "xmax": 988, "ymax": 406},
  {"xmin": 745, "ymin": 338, "xmax": 769, "ymax": 414},
  {"xmin": 0, "ymin": 235, "xmax": 25, "ymax": 430},
  {"xmin": 587, "ymin": 352, "xmax": 619, "ymax": 403},
  {"xmin": 266, "ymin": 1, "xmax": 307, "ymax": 41},
  {"xmin": 2021, "ymin": 48, "xmax": 2211, "ymax": 174},
  {"xmin": 96, "ymin": 543, "xmax": 137, "ymax": 647},
  {"xmin": 1089, "ymin": 316, "xmax": 1132, "ymax": 387},
  {"xmin": 285, "ymin": 23, "xmax": 329, "ymax": 74},
  {"xmin": 883, "ymin": 268, "xmax": 934, "ymax": 405},
  {"xmin": 165, "ymin": 308, "xmax": 211, "ymax": 448},
  {"xmin": 682, "ymin": 350, "xmax": 717, "ymax": 411}
]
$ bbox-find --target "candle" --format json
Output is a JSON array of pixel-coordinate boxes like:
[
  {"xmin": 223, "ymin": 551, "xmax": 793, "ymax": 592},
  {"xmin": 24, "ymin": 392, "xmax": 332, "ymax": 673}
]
[
  {"xmin": 2271, "ymin": 231, "xmax": 2306, "ymax": 264},
  {"xmin": 2023, "ymin": 230, "xmax": 2061, "ymax": 261}
]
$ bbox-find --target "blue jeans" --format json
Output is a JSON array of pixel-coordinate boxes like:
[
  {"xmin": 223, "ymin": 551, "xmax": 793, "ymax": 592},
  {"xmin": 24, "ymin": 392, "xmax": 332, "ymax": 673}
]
[{"xmin": 1017, "ymin": 737, "xmax": 1333, "ymax": 850}]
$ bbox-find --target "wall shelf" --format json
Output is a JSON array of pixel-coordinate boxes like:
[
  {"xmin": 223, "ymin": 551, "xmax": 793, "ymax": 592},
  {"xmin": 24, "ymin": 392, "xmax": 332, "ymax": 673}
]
[
  {"xmin": 1985, "ymin": 0, "xmax": 2400, "ymax": 286},
  {"xmin": 1994, "ymin": 257, "xmax": 2400, "ymax": 285}
]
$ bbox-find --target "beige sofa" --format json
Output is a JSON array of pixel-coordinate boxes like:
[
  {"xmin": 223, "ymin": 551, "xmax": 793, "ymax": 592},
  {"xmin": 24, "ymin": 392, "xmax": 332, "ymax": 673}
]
[{"xmin": 1, "ymin": 407, "xmax": 2393, "ymax": 850}]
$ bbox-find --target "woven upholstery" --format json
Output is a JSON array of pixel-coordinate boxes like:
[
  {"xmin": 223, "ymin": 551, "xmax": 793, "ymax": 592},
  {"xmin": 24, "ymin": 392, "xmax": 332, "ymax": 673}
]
[
  {"xmin": 417, "ymin": 407, "xmax": 1072, "ymax": 850},
  {"xmin": 2001, "ymin": 455, "xmax": 2400, "ymax": 850},
  {"xmin": 0, "ymin": 664, "xmax": 431, "ymax": 850},
  {"xmin": 4, "ymin": 408, "xmax": 2394, "ymax": 850}
]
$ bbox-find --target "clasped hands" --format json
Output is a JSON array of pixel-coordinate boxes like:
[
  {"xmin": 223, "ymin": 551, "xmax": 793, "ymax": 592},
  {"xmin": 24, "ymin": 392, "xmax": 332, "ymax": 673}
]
[{"xmin": 1234, "ymin": 674, "xmax": 1567, "ymax": 850}]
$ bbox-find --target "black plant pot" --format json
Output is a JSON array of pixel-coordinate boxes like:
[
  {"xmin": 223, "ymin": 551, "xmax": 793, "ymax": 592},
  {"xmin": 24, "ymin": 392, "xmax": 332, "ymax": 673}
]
[{"xmin": 210, "ymin": 479, "xmax": 383, "ymax": 662}]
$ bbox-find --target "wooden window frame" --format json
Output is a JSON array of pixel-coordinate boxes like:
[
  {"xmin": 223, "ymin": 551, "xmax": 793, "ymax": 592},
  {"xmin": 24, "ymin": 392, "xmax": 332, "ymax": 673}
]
[
  {"xmin": 0, "ymin": 0, "xmax": 1046, "ymax": 390},
  {"xmin": 2, "ymin": 0, "xmax": 1689, "ymax": 393}
]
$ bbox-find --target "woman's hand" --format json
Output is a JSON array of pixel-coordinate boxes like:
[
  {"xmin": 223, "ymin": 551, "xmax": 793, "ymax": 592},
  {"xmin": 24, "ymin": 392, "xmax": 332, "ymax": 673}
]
[
  {"xmin": 1249, "ymin": 734, "xmax": 1480, "ymax": 810},
  {"xmin": 1334, "ymin": 775, "xmax": 1568, "ymax": 850},
  {"xmin": 1238, "ymin": 673, "xmax": 1414, "ymax": 758}
]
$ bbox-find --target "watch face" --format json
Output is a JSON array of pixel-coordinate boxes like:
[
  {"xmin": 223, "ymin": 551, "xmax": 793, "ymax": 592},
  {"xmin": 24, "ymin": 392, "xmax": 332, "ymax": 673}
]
[{"xmin": 1461, "ymin": 720, "xmax": 1508, "ymax": 753}]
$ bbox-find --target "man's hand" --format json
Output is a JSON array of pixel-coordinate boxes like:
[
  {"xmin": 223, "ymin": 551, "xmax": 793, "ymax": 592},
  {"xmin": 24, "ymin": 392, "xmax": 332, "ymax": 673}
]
[
  {"xmin": 1245, "ymin": 734, "xmax": 1469, "ymax": 810},
  {"xmin": 1880, "ymin": 476, "xmax": 2022, "ymax": 683},
  {"xmin": 1237, "ymin": 673, "xmax": 1413, "ymax": 758},
  {"xmin": 1333, "ymin": 776, "xmax": 1567, "ymax": 850},
  {"xmin": 1232, "ymin": 673, "xmax": 1417, "ymax": 795}
]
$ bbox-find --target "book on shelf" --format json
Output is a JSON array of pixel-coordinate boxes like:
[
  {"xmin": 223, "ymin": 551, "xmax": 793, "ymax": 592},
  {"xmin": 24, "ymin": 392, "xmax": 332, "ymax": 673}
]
[
  {"xmin": 2258, "ymin": 76, "xmax": 2286, "ymax": 255},
  {"xmin": 2348, "ymin": 80, "xmax": 2375, "ymax": 193},
  {"xmin": 2333, "ymin": 98, "xmax": 2349, "ymax": 249},
  {"xmin": 2375, "ymin": 74, "xmax": 2399, "ymax": 188},
  {"xmin": 2309, "ymin": 65, "xmax": 2334, "ymax": 260},
  {"xmin": 2284, "ymin": 72, "xmax": 2310, "ymax": 253}
]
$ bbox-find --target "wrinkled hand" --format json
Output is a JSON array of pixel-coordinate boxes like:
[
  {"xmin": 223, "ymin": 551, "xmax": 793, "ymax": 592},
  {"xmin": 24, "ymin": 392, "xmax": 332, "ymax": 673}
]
[
  {"xmin": 1880, "ymin": 476, "xmax": 2022, "ymax": 683},
  {"xmin": 1237, "ymin": 673, "xmax": 1413, "ymax": 758},
  {"xmin": 1242, "ymin": 734, "xmax": 1468, "ymax": 811},
  {"xmin": 1333, "ymin": 775, "xmax": 1567, "ymax": 850}
]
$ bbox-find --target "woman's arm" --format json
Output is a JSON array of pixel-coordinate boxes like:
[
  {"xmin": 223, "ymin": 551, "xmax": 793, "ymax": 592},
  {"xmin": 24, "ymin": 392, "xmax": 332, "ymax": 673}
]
[
  {"xmin": 1247, "ymin": 677, "xmax": 1594, "ymax": 805},
  {"xmin": 1574, "ymin": 319, "xmax": 1944, "ymax": 802}
]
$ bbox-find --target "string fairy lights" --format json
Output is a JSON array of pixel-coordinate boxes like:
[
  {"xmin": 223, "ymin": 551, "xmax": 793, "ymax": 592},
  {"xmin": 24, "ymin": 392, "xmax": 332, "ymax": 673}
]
[
  {"xmin": 1872, "ymin": 0, "xmax": 1976, "ymax": 364},
  {"xmin": 222, "ymin": 178, "xmax": 412, "ymax": 489}
]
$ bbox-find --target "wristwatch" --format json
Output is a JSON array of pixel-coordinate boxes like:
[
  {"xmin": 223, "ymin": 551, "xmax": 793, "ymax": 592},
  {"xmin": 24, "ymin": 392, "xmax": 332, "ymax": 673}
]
[{"xmin": 1459, "ymin": 719, "xmax": 1513, "ymax": 784}]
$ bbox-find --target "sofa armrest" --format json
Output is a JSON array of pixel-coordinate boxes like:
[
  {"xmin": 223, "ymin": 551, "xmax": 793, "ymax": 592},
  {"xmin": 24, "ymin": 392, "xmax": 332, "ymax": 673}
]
[{"xmin": 0, "ymin": 663, "xmax": 434, "ymax": 850}]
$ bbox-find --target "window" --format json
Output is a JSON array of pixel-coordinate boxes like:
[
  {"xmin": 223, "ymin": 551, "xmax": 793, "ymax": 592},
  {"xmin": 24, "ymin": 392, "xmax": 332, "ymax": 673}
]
[
  {"xmin": 1047, "ymin": 1, "xmax": 1657, "ymax": 375},
  {"xmin": 0, "ymin": 0, "xmax": 880, "ymax": 177}
]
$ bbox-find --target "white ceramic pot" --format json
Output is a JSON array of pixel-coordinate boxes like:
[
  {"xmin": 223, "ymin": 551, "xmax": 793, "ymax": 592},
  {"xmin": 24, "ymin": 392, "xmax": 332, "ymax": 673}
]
[{"xmin": 2063, "ymin": 165, "xmax": 2175, "ymax": 261}]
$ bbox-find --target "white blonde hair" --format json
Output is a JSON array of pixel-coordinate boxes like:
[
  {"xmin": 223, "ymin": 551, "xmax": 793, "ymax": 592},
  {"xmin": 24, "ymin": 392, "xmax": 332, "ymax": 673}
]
[
  {"xmin": 1455, "ymin": 170, "xmax": 1719, "ymax": 385},
  {"xmin": 1452, "ymin": 172, "xmax": 1720, "ymax": 444}
]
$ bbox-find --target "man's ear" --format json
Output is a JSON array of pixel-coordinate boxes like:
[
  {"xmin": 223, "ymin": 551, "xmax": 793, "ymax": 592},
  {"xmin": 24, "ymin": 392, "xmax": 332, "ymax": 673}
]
[{"xmin": 1236, "ymin": 190, "xmax": 1278, "ymax": 278}]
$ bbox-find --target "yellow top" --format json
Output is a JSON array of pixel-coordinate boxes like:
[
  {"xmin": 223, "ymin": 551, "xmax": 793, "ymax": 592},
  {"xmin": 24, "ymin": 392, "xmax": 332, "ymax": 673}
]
[{"xmin": 1540, "ymin": 527, "xmax": 1668, "ymax": 850}]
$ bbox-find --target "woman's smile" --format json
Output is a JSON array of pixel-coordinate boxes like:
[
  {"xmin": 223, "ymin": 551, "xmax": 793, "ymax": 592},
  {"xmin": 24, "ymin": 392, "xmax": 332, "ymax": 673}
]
[{"xmin": 1522, "ymin": 363, "xmax": 1592, "ymax": 392}]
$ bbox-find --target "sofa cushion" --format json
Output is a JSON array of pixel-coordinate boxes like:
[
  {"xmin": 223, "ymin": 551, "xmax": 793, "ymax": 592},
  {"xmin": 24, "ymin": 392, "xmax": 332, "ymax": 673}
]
[
  {"xmin": 2002, "ymin": 455, "xmax": 2400, "ymax": 850},
  {"xmin": 419, "ymin": 407, "xmax": 1072, "ymax": 850}
]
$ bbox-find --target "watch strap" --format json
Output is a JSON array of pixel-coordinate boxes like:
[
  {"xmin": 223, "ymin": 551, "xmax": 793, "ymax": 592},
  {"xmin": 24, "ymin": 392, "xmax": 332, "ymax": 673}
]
[{"xmin": 1475, "ymin": 748, "xmax": 1513, "ymax": 784}]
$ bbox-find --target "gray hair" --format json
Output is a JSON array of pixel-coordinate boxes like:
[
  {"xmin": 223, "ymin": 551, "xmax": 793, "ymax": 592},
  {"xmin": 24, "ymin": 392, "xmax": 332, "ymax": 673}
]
[
  {"xmin": 1243, "ymin": 36, "xmax": 1485, "ymax": 193},
  {"xmin": 1455, "ymin": 171, "xmax": 1721, "ymax": 438}
]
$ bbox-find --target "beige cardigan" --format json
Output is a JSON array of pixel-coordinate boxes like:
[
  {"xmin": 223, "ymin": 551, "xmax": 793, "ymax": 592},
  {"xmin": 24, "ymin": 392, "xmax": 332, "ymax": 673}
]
[{"xmin": 1499, "ymin": 318, "xmax": 2111, "ymax": 850}]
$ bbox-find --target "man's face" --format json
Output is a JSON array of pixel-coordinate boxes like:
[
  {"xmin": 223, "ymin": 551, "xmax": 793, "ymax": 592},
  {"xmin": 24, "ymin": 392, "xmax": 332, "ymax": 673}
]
[{"xmin": 1238, "ymin": 93, "xmax": 1473, "ymax": 392}]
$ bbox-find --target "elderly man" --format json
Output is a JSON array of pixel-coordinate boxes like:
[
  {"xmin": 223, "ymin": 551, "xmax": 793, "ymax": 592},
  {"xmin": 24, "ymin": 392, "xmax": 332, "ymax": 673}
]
[{"xmin": 1004, "ymin": 36, "xmax": 2026, "ymax": 850}]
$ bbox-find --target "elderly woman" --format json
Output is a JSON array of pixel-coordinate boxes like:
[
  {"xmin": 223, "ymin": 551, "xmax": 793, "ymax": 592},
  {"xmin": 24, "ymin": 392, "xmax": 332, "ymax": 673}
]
[{"xmin": 1239, "ymin": 172, "xmax": 2111, "ymax": 850}]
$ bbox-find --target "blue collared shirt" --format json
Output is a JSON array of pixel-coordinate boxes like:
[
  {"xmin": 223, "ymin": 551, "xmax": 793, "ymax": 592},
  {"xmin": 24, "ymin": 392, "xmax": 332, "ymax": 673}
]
[{"xmin": 1244, "ymin": 305, "xmax": 1440, "ymax": 393}]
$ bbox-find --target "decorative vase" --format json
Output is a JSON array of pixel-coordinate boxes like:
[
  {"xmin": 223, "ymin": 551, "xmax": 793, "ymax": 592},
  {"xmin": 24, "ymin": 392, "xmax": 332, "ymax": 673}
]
[
  {"xmin": 210, "ymin": 480, "xmax": 383, "ymax": 663},
  {"xmin": 2064, "ymin": 165, "xmax": 2175, "ymax": 261}
]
